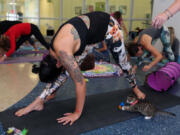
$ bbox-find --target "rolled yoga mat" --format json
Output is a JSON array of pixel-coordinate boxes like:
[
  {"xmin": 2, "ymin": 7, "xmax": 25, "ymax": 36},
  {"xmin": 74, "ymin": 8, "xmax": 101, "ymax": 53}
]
[
  {"xmin": 147, "ymin": 62, "xmax": 180, "ymax": 92},
  {"xmin": 1, "ymin": 85, "xmax": 180, "ymax": 135}
]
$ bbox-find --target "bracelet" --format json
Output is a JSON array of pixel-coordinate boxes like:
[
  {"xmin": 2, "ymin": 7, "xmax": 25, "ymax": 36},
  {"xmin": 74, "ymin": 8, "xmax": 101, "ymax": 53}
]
[
  {"xmin": 165, "ymin": 9, "xmax": 173, "ymax": 17},
  {"xmin": 164, "ymin": 9, "xmax": 173, "ymax": 19},
  {"xmin": 3, "ymin": 54, "xmax": 7, "ymax": 57},
  {"xmin": 164, "ymin": 11, "xmax": 170, "ymax": 19}
]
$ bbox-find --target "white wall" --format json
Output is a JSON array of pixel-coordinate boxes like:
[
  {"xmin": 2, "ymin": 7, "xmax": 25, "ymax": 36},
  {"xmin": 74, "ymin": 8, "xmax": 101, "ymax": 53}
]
[
  {"xmin": 152, "ymin": 0, "xmax": 180, "ymax": 55},
  {"xmin": 152, "ymin": 0, "xmax": 180, "ymax": 40}
]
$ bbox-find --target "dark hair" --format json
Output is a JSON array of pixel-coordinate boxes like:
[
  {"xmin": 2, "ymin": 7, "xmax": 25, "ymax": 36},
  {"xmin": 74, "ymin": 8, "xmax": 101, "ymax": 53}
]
[
  {"xmin": 39, "ymin": 53, "xmax": 95, "ymax": 83},
  {"xmin": 127, "ymin": 42, "xmax": 140, "ymax": 57},
  {"xmin": 113, "ymin": 11, "xmax": 122, "ymax": 20},
  {"xmin": 80, "ymin": 53, "xmax": 95, "ymax": 71},
  {"xmin": 39, "ymin": 54, "xmax": 64, "ymax": 83},
  {"xmin": 0, "ymin": 35, "xmax": 10, "ymax": 52}
]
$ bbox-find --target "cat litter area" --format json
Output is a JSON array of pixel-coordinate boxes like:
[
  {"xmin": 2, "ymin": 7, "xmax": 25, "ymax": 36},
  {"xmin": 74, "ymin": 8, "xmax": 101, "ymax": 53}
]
[{"xmin": 1, "ymin": 85, "xmax": 180, "ymax": 135}]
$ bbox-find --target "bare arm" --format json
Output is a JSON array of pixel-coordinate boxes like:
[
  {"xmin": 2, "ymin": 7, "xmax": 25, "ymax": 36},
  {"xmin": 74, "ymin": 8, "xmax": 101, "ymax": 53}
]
[
  {"xmin": 166, "ymin": 0, "xmax": 180, "ymax": 15},
  {"xmin": 58, "ymin": 50, "xmax": 86, "ymax": 114},
  {"xmin": 140, "ymin": 35, "xmax": 162, "ymax": 71},
  {"xmin": 152, "ymin": 0, "xmax": 180, "ymax": 28},
  {"xmin": 97, "ymin": 41, "xmax": 108, "ymax": 52},
  {"xmin": 54, "ymin": 42, "xmax": 86, "ymax": 125},
  {"xmin": 54, "ymin": 25, "xmax": 86, "ymax": 125},
  {"xmin": 143, "ymin": 43, "xmax": 162, "ymax": 70}
]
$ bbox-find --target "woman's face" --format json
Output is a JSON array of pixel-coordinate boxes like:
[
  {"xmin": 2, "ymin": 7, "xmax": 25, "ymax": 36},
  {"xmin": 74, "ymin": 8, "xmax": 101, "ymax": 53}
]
[
  {"xmin": 136, "ymin": 46, "xmax": 144, "ymax": 57},
  {"xmin": 49, "ymin": 48, "xmax": 62, "ymax": 68}
]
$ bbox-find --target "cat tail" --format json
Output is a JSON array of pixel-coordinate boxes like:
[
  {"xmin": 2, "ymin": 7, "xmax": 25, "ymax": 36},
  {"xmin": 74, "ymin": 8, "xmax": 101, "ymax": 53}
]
[{"xmin": 157, "ymin": 110, "xmax": 176, "ymax": 117}]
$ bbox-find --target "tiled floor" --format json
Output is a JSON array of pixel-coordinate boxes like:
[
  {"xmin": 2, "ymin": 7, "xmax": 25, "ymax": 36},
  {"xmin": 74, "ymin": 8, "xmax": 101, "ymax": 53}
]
[{"xmin": 0, "ymin": 63, "xmax": 39, "ymax": 111}]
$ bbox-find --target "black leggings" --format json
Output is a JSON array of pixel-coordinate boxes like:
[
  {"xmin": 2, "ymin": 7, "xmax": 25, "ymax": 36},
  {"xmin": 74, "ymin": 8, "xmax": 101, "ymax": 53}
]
[{"xmin": 16, "ymin": 24, "xmax": 49, "ymax": 50}]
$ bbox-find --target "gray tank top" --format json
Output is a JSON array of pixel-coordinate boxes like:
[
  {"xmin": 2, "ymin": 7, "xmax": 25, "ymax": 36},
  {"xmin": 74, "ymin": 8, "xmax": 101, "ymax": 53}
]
[{"xmin": 137, "ymin": 27, "xmax": 163, "ymax": 44}]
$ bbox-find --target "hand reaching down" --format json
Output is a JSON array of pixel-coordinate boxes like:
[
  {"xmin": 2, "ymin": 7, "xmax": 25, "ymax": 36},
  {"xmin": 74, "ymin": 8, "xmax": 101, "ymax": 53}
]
[{"xmin": 57, "ymin": 112, "xmax": 81, "ymax": 126}]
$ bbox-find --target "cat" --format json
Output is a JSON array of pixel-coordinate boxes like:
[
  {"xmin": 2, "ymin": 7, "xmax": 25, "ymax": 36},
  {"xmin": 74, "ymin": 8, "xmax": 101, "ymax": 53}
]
[{"xmin": 121, "ymin": 93, "xmax": 176, "ymax": 119}]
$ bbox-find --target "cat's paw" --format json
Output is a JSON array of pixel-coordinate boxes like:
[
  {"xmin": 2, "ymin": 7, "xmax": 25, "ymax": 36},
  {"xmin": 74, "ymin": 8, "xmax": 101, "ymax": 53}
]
[
  {"xmin": 122, "ymin": 106, "xmax": 125, "ymax": 111},
  {"xmin": 144, "ymin": 116, "xmax": 152, "ymax": 120}
]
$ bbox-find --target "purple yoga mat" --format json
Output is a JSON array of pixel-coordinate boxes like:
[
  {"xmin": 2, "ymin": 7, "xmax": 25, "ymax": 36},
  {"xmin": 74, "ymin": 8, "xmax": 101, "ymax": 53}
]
[
  {"xmin": 0, "ymin": 56, "xmax": 43, "ymax": 64},
  {"xmin": 14, "ymin": 50, "xmax": 49, "ymax": 55}
]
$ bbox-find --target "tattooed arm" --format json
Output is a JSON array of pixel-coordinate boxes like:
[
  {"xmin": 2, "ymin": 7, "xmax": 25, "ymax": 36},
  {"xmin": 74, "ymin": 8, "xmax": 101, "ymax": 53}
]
[
  {"xmin": 51, "ymin": 24, "xmax": 86, "ymax": 125},
  {"xmin": 78, "ymin": 15, "xmax": 90, "ymax": 29},
  {"xmin": 56, "ymin": 51, "xmax": 86, "ymax": 125}
]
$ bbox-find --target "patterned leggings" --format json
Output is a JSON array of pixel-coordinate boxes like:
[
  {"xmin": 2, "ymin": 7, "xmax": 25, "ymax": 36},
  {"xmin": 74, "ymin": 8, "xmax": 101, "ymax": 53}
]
[
  {"xmin": 39, "ymin": 16, "xmax": 136, "ymax": 100},
  {"xmin": 160, "ymin": 26, "xmax": 175, "ymax": 61}
]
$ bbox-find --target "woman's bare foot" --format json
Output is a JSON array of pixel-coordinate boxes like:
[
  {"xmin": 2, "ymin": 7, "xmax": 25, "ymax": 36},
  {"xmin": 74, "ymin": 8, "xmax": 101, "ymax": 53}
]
[
  {"xmin": 15, "ymin": 97, "xmax": 44, "ymax": 117},
  {"xmin": 133, "ymin": 87, "xmax": 146, "ymax": 99}
]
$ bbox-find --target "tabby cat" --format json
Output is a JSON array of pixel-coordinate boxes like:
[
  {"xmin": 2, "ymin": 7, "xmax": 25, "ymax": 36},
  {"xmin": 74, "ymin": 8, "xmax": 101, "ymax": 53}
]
[{"xmin": 122, "ymin": 93, "xmax": 176, "ymax": 119}]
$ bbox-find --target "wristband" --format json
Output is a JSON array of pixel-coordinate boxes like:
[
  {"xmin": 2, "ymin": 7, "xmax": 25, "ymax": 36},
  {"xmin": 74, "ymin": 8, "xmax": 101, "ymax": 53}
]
[
  {"xmin": 164, "ymin": 9, "xmax": 173, "ymax": 19},
  {"xmin": 165, "ymin": 9, "xmax": 173, "ymax": 17}
]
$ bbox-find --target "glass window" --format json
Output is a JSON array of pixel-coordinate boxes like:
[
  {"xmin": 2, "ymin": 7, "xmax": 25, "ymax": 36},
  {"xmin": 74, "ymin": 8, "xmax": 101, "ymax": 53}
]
[
  {"xmin": 132, "ymin": 20, "xmax": 151, "ymax": 32},
  {"xmin": 109, "ymin": 0, "xmax": 130, "ymax": 18},
  {"xmin": 39, "ymin": 19, "xmax": 60, "ymax": 38},
  {"xmin": 109, "ymin": 0, "xmax": 130, "ymax": 37},
  {"xmin": 0, "ymin": 0, "xmax": 153, "ymax": 36},
  {"xmin": 86, "ymin": 0, "xmax": 106, "ymax": 13},
  {"xmin": 132, "ymin": 0, "xmax": 152, "ymax": 30},
  {"xmin": 39, "ymin": 0, "xmax": 61, "ymax": 35},
  {"xmin": 23, "ymin": 0, "xmax": 39, "ymax": 24},
  {"xmin": 0, "ymin": 0, "xmax": 6, "ymax": 21},
  {"xmin": 63, "ymin": 0, "xmax": 82, "ymax": 21},
  {"xmin": 0, "ymin": 0, "xmax": 39, "ymax": 24}
]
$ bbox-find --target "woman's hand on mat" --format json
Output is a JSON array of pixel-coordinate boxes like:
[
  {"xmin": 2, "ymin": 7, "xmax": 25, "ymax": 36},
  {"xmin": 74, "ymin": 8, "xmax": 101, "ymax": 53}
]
[
  {"xmin": 0, "ymin": 55, "xmax": 6, "ymax": 62},
  {"xmin": 142, "ymin": 65, "xmax": 151, "ymax": 72},
  {"xmin": 57, "ymin": 112, "xmax": 80, "ymax": 126}
]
